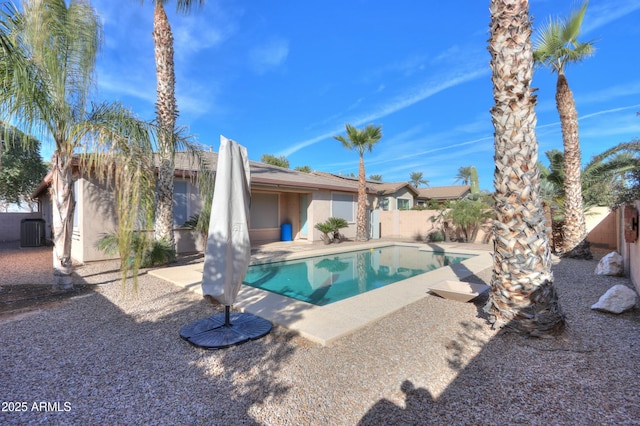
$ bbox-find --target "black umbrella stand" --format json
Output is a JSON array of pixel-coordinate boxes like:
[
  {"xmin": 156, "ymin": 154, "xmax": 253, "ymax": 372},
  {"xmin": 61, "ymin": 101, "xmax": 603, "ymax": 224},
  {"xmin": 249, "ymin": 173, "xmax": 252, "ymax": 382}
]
[{"xmin": 180, "ymin": 305, "xmax": 272, "ymax": 349}]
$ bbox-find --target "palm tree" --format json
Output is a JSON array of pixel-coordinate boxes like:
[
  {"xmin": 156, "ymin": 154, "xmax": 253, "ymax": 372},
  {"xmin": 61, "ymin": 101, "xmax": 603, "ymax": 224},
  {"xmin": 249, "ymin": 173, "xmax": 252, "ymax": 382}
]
[
  {"xmin": 0, "ymin": 1, "xmax": 155, "ymax": 289},
  {"xmin": 334, "ymin": 124, "xmax": 382, "ymax": 241},
  {"xmin": 533, "ymin": 1, "xmax": 594, "ymax": 259},
  {"xmin": 454, "ymin": 166, "xmax": 473, "ymax": 185},
  {"xmin": 148, "ymin": 0, "xmax": 204, "ymax": 249},
  {"xmin": 409, "ymin": 171, "xmax": 429, "ymax": 188},
  {"xmin": 486, "ymin": 0, "xmax": 565, "ymax": 336},
  {"xmin": 541, "ymin": 142, "xmax": 640, "ymax": 213}
]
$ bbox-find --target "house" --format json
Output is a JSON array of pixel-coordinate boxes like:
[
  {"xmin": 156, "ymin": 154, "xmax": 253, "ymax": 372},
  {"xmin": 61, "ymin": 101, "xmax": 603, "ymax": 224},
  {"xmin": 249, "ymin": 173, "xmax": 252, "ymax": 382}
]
[
  {"xmin": 311, "ymin": 172, "xmax": 420, "ymax": 210},
  {"xmin": 415, "ymin": 185, "xmax": 472, "ymax": 206},
  {"xmin": 30, "ymin": 150, "xmax": 476, "ymax": 263},
  {"xmin": 32, "ymin": 152, "xmax": 368, "ymax": 262}
]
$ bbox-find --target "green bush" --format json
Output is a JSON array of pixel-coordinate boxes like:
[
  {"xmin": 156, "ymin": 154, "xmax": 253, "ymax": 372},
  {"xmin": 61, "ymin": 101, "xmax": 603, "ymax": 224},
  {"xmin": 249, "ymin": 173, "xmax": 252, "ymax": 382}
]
[
  {"xmin": 315, "ymin": 217, "xmax": 349, "ymax": 244},
  {"xmin": 97, "ymin": 232, "xmax": 176, "ymax": 268},
  {"xmin": 427, "ymin": 230, "xmax": 445, "ymax": 242}
]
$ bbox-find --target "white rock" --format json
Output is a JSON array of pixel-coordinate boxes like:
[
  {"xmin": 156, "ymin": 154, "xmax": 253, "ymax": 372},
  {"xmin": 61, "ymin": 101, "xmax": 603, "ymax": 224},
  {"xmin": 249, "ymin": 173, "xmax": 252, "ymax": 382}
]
[
  {"xmin": 591, "ymin": 285, "xmax": 637, "ymax": 314},
  {"xmin": 595, "ymin": 252, "xmax": 624, "ymax": 276}
]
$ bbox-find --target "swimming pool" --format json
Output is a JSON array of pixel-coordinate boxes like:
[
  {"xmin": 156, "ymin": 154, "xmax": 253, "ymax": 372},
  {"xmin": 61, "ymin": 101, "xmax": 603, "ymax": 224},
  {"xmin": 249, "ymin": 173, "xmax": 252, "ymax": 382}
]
[{"xmin": 243, "ymin": 245, "xmax": 474, "ymax": 306}]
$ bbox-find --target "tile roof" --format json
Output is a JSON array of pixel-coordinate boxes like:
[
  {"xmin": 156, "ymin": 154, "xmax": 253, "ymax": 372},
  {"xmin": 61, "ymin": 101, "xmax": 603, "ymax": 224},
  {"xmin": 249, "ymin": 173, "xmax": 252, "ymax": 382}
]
[
  {"xmin": 416, "ymin": 185, "xmax": 471, "ymax": 200},
  {"xmin": 172, "ymin": 152, "xmax": 359, "ymax": 192}
]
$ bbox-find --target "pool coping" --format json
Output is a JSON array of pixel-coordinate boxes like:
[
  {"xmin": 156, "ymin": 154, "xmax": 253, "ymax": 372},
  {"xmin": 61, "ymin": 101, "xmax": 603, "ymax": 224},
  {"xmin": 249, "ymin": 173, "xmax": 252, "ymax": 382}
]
[{"xmin": 149, "ymin": 241, "xmax": 493, "ymax": 346}]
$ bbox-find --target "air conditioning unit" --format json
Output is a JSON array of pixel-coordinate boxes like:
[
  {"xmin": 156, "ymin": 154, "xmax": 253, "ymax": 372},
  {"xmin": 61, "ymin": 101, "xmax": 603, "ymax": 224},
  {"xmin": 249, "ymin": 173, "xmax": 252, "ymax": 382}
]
[{"xmin": 20, "ymin": 218, "xmax": 46, "ymax": 247}]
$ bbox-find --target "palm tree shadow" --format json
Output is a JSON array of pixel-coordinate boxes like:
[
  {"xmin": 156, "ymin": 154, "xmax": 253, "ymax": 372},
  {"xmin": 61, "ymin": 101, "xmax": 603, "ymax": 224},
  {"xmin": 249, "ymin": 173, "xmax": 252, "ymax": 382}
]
[{"xmin": 358, "ymin": 380, "xmax": 437, "ymax": 425}]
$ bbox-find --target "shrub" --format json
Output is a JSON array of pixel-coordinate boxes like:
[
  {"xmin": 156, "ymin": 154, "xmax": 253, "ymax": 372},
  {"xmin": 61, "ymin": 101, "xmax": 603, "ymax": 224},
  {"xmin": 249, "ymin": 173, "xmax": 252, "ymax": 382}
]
[
  {"xmin": 427, "ymin": 230, "xmax": 445, "ymax": 242},
  {"xmin": 97, "ymin": 232, "xmax": 176, "ymax": 268},
  {"xmin": 314, "ymin": 217, "xmax": 349, "ymax": 244}
]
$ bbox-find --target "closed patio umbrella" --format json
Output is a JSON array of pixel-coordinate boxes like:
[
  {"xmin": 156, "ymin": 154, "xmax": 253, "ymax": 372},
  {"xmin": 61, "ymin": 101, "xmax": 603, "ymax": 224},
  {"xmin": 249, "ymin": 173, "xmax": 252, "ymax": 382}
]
[{"xmin": 180, "ymin": 136, "xmax": 271, "ymax": 349}]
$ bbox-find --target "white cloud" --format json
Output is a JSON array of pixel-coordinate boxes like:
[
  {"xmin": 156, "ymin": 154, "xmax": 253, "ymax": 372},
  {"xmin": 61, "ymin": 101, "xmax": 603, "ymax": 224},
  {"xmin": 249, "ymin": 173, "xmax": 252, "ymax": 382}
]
[
  {"xmin": 282, "ymin": 66, "xmax": 489, "ymax": 157},
  {"xmin": 249, "ymin": 37, "xmax": 289, "ymax": 74},
  {"xmin": 582, "ymin": 1, "xmax": 640, "ymax": 35}
]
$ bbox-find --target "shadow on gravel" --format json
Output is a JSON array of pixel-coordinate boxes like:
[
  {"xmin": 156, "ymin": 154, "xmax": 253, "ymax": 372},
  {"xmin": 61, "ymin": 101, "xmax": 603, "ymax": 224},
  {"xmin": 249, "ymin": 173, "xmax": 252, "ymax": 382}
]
[
  {"xmin": 358, "ymin": 255, "xmax": 640, "ymax": 424},
  {"xmin": 1, "ymin": 245, "xmax": 304, "ymax": 425}
]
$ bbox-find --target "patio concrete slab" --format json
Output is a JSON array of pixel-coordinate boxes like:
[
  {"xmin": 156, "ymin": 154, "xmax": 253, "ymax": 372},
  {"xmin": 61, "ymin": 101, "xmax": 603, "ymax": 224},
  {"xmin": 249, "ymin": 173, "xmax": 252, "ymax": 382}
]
[{"xmin": 149, "ymin": 241, "xmax": 493, "ymax": 346}]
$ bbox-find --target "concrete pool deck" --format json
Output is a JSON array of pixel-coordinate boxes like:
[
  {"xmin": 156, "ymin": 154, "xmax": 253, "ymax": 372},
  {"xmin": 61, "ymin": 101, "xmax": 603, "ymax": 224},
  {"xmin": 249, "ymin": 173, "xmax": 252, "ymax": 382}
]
[{"xmin": 149, "ymin": 239, "xmax": 493, "ymax": 346}]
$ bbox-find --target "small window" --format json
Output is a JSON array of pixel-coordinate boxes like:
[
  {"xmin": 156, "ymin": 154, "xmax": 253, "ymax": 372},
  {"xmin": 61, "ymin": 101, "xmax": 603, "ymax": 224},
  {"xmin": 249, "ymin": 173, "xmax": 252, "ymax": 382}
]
[
  {"xmin": 251, "ymin": 193, "xmax": 279, "ymax": 228},
  {"xmin": 174, "ymin": 181, "xmax": 188, "ymax": 226},
  {"xmin": 73, "ymin": 180, "xmax": 79, "ymax": 228},
  {"xmin": 380, "ymin": 197, "xmax": 390, "ymax": 211},
  {"xmin": 397, "ymin": 198, "xmax": 410, "ymax": 210},
  {"xmin": 332, "ymin": 193, "xmax": 355, "ymax": 222}
]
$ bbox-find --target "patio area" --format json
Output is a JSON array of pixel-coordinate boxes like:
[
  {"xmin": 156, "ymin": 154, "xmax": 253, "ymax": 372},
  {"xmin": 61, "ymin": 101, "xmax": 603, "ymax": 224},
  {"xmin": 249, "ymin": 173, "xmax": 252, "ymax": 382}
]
[
  {"xmin": 1, "ymin": 241, "xmax": 639, "ymax": 424},
  {"xmin": 149, "ymin": 239, "xmax": 493, "ymax": 345}
]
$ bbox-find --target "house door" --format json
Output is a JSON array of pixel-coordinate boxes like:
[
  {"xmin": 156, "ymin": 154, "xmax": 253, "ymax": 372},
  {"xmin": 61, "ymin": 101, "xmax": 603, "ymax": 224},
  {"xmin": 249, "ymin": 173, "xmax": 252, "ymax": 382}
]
[
  {"xmin": 300, "ymin": 195, "xmax": 309, "ymax": 238},
  {"xmin": 370, "ymin": 209, "xmax": 380, "ymax": 239}
]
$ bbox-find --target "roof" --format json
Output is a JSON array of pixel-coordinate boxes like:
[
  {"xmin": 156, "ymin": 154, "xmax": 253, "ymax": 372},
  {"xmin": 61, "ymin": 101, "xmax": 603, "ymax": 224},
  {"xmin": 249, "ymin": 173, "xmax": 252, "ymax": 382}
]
[
  {"xmin": 32, "ymin": 152, "xmax": 471, "ymax": 200},
  {"xmin": 416, "ymin": 185, "xmax": 471, "ymax": 200},
  {"xmin": 311, "ymin": 171, "xmax": 418, "ymax": 196},
  {"xmin": 368, "ymin": 181, "xmax": 420, "ymax": 197},
  {"xmin": 167, "ymin": 151, "xmax": 362, "ymax": 193}
]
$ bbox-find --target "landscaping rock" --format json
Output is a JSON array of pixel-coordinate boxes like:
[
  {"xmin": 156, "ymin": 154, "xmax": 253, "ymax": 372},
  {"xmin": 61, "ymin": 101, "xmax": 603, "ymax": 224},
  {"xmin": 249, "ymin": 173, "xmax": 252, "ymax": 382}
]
[
  {"xmin": 591, "ymin": 284, "xmax": 637, "ymax": 314},
  {"xmin": 594, "ymin": 251, "xmax": 624, "ymax": 276}
]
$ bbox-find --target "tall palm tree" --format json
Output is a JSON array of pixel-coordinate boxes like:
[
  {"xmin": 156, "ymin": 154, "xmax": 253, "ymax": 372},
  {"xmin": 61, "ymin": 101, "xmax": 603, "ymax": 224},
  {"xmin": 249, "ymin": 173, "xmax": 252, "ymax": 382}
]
[
  {"xmin": 454, "ymin": 166, "xmax": 473, "ymax": 185},
  {"xmin": 534, "ymin": 1, "xmax": 594, "ymax": 259},
  {"xmin": 409, "ymin": 171, "xmax": 429, "ymax": 188},
  {"xmin": 334, "ymin": 124, "xmax": 382, "ymax": 241},
  {"xmin": 486, "ymin": 0, "xmax": 565, "ymax": 336},
  {"xmin": 541, "ymin": 142, "xmax": 640, "ymax": 212},
  {"xmin": 148, "ymin": 0, "xmax": 204, "ymax": 249},
  {"xmin": 0, "ymin": 1, "xmax": 155, "ymax": 289},
  {"xmin": 454, "ymin": 166, "xmax": 480, "ymax": 194}
]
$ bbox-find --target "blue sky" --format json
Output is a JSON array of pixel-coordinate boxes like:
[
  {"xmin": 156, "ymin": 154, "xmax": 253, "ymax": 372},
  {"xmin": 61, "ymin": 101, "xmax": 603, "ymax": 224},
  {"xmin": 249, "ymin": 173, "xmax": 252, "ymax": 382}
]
[{"xmin": 57, "ymin": 0, "xmax": 640, "ymax": 191}]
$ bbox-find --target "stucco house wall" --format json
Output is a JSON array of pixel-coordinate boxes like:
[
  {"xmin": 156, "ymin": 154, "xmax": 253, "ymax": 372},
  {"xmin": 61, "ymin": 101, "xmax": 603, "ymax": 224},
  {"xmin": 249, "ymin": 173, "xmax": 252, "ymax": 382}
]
[
  {"xmin": 307, "ymin": 190, "xmax": 357, "ymax": 242},
  {"xmin": 71, "ymin": 175, "xmax": 118, "ymax": 262},
  {"xmin": 62, "ymin": 173, "xmax": 360, "ymax": 262}
]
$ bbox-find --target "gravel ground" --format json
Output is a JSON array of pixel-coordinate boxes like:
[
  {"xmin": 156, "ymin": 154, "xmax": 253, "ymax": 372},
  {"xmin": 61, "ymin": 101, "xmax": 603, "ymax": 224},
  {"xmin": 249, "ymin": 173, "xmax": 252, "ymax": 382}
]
[{"xmin": 0, "ymin": 242, "xmax": 639, "ymax": 425}]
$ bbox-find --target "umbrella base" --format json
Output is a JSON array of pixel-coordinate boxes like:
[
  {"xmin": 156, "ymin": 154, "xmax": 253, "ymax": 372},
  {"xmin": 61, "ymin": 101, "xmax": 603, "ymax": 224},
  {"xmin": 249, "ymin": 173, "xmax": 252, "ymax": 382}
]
[{"xmin": 180, "ymin": 311, "xmax": 272, "ymax": 349}]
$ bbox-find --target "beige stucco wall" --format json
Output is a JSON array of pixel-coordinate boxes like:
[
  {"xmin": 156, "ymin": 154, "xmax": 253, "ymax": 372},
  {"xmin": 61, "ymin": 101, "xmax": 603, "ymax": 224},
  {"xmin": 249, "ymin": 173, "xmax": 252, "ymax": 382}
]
[
  {"xmin": 67, "ymin": 172, "xmax": 362, "ymax": 259},
  {"xmin": 585, "ymin": 207, "xmax": 617, "ymax": 250},
  {"xmin": 379, "ymin": 210, "xmax": 441, "ymax": 241},
  {"xmin": 306, "ymin": 190, "xmax": 358, "ymax": 242},
  {"xmin": 379, "ymin": 209, "xmax": 493, "ymax": 244},
  {"xmin": 72, "ymin": 176, "xmax": 118, "ymax": 263}
]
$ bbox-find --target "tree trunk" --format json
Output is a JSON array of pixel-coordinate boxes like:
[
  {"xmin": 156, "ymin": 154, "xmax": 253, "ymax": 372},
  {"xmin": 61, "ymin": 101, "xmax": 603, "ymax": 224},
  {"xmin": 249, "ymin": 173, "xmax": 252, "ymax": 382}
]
[
  {"xmin": 556, "ymin": 72, "xmax": 591, "ymax": 259},
  {"xmin": 152, "ymin": 2, "xmax": 176, "ymax": 248},
  {"xmin": 51, "ymin": 151, "xmax": 75, "ymax": 290},
  {"xmin": 356, "ymin": 154, "xmax": 369, "ymax": 241},
  {"xmin": 486, "ymin": 0, "xmax": 565, "ymax": 337}
]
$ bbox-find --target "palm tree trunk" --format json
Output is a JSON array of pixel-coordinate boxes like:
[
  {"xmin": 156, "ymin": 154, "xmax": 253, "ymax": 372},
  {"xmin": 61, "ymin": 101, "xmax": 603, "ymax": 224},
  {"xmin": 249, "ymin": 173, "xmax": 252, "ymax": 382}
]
[
  {"xmin": 486, "ymin": 0, "xmax": 565, "ymax": 336},
  {"xmin": 51, "ymin": 150, "xmax": 75, "ymax": 290},
  {"xmin": 356, "ymin": 155, "xmax": 368, "ymax": 241},
  {"xmin": 152, "ymin": 2, "xmax": 176, "ymax": 248},
  {"xmin": 556, "ymin": 72, "xmax": 591, "ymax": 259}
]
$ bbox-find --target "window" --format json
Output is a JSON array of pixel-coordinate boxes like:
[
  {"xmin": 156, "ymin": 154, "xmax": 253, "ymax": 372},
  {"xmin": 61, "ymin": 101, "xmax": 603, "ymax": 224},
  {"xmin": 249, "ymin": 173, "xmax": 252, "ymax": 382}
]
[
  {"xmin": 173, "ymin": 181, "xmax": 188, "ymax": 226},
  {"xmin": 397, "ymin": 198, "xmax": 410, "ymax": 210},
  {"xmin": 73, "ymin": 180, "xmax": 79, "ymax": 228},
  {"xmin": 332, "ymin": 193, "xmax": 355, "ymax": 222},
  {"xmin": 250, "ymin": 193, "xmax": 279, "ymax": 228},
  {"xmin": 380, "ymin": 197, "xmax": 390, "ymax": 211}
]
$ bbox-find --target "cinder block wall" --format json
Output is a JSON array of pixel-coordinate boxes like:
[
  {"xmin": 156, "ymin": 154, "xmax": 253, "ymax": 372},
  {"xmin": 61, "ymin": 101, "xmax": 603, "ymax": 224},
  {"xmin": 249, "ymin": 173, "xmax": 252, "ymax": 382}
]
[{"xmin": 0, "ymin": 212, "xmax": 43, "ymax": 242}]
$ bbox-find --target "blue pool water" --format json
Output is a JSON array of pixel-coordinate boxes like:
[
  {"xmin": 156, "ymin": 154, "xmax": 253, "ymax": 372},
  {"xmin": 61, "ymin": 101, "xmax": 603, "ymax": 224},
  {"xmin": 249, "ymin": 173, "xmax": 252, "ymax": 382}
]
[{"xmin": 243, "ymin": 245, "xmax": 474, "ymax": 306}]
